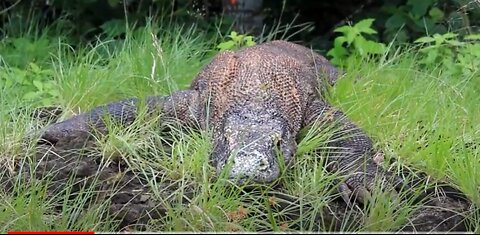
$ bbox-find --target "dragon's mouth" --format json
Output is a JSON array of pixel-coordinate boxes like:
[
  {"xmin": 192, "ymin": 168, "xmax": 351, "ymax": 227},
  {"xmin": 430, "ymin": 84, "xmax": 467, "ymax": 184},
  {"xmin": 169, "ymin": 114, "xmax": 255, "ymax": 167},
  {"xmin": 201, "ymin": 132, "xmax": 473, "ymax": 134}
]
[
  {"xmin": 212, "ymin": 136, "xmax": 295, "ymax": 186},
  {"xmin": 228, "ymin": 155, "xmax": 281, "ymax": 185}
]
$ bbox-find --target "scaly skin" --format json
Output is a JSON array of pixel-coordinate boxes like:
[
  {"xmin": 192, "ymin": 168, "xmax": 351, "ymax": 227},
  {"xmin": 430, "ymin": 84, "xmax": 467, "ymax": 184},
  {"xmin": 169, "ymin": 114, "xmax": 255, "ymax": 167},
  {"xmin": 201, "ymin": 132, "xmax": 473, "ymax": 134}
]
[
  {"xmin": 39, "ymin": 91, "xmax": 201, "ymax": 146},
  {"xmin": 37, "ymin": 40, "xmax": 402, "ymax": 200}
]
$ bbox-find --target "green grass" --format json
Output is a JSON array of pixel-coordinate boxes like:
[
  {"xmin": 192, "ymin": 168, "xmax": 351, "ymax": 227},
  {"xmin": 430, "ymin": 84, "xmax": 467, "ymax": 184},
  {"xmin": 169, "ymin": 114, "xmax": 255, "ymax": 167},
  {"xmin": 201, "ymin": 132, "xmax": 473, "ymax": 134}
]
[
  {"xmin": 330, "ymin": 51, "xmax": 480, "ymax": 205},
  {"xmin": 1, "ymin": 18, "xmax": 479, "ymax": 232}
]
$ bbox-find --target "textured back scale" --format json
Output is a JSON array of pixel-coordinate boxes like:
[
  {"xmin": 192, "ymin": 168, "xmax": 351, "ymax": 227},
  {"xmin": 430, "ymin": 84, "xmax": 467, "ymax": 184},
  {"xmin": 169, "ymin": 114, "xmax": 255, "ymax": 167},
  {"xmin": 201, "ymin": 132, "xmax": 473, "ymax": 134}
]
[{"xmin": 191, "ymin": 40, "xmax": 325, "ymax": 132}]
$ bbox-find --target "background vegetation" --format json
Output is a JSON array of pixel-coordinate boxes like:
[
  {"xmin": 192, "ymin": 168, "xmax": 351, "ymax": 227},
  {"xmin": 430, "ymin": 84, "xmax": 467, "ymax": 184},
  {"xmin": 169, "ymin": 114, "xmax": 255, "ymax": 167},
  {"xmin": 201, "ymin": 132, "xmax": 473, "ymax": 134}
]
[{"xmin": 2, "ymin": 0, "xmax": 479, "ymax": 49}]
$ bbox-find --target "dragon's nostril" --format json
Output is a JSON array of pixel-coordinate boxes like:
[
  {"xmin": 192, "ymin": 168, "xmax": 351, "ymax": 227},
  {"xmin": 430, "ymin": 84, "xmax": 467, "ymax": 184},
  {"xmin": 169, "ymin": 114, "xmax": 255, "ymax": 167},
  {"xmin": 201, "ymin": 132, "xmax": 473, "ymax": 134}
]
[
  {"xmin": 38, "ymin": 132, "xmax": 58, "ymax": 146},
  {"xmin": 273, "ymin": 135, "xmax": 282, "ymax": 152},
  {"xmin": 258, "ymin": 158, "xmax": 269, "ymax": 171}
]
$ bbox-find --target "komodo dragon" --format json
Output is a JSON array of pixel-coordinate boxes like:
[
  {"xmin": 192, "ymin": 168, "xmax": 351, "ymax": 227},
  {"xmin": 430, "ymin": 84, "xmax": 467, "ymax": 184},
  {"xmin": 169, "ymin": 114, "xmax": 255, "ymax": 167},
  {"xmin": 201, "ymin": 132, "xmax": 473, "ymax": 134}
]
[{"xmin": 38, "ymin": 40, "xmax": 404, "ymax": 203}]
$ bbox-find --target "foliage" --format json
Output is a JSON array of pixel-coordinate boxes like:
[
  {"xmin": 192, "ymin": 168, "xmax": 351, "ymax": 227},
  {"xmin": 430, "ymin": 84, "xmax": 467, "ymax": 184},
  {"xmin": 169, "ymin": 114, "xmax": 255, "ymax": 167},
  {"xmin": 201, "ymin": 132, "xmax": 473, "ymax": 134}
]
[
  {"xmin": 1, "ymin": 0, "xmax": 479, "ymax": 53},
  {"xmin": 379, "ymin": 0, "xmax": 447, "ymax": 43},
  {"xmin": 217, "ymin": 31, "xmax": 257, "ymax": 51},
  {"xmin": 327, "ymin": 19, "xmax": 386, "ymax": 66},
  {"xmin": 0, "ymin": 62, "xmax": 60, "ymax": 106},
  {"xmin": 375, "ymin": 0, "xmax": 480, "ymax": 45},
  {"xmin": 0, "ymin": 0, "xmax": 208, "ymax": 41},
  {"xmin": 414, "ymin": 32, "xmax": 480, "ymax": 79},
  {"xmin": 257, "ymin": 0, "xmax": 480, "ymax": 51}
]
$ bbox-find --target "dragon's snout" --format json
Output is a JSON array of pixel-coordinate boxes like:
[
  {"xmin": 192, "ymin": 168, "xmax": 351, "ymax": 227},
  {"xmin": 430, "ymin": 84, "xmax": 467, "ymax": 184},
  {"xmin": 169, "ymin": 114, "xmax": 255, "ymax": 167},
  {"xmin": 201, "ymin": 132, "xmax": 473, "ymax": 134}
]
[
  {"xmin": 225, "ymin": 149, "xmax": 281, "ymax": 184},
  {"xmin": 36, "ymin": 114, "xmax": 94, "ymax": 148},
  {"xmin": 38, "ymin": 129, "xmax": 60, "ymax": 145}
]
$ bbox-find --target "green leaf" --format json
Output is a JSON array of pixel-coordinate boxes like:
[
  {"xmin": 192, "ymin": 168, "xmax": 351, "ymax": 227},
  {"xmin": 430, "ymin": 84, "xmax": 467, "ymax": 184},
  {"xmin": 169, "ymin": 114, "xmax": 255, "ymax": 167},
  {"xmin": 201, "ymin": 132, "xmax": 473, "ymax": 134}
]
[
  {"xmin": 464, "ymin": 34, "xmax": 480, "ymax": 41},
  {"xmin": 1, "ymin": 76, "xmax": 13, "ymax": 88},
  {"xmin": 388, "ymin": 28, "xmax": 410, "ymax": 43},
  {"xmin": 431, "ymin": 24, "xmax": 447, "ymax": 35},
  {"xmin": 50, "ymin": 89, "xmax": 61, "ymax": 96},
  {"xmin": 442, "ymin": 33, "xmax": 459, "ymax": 39},
  {"xmin": 344, "ymin": 29, "xmax": 358, "ymax": 45},
  {"xmin": 229, "ymin": 31, "xmax": 240, "ymax": 41},
  {"xmin": 23, "ymin": 91, "xmax": 39, "ymax": 101},
  {"xmin": 385, "ymin": 14, "xmax": 406, "ymax": 29},
  {"xmin": 245, "ymin": 37, "xmax": 256, "ymax": 47},
  {"xmin": 408, "ymin": 0, "xmax": 435, "ymax": 18},
  {"xmin": 12, "ymin": 38, "xmax": 31, "ymax": 50},
  {"xmin": 433, "ymin": 33, "xmax": 445, "ymax": 45},
  {"xmin": 327, "ymin": 46, "xmax": 348, "ymax": 66},
  {"xmin": 327, "ymin": 49, "xmax": 347, "ymax": 66},
  {"xmin": 358, "ymin": 27, "xmax": 377, "ymax": 35},
  {"xmin": 445, "ymin": 39, "xmax": 463, "ymax": 47},
  {"xmin": 48, "ymin": 89, "xmax": 61, "ymax": 98},
  {"xmin": 327, "ymin": 46, "xmax": 348, "ymax": 58},
  {"xmin": 354, "ymin": 18, "xmax": 377, "ymax": 34},
  {"xmin": 40, "ymin": 68, "xmax": 54, "ymax": 76},
  {"xmin": 107, "ymin": 0, "xmax": 118, "ymax": 7},
  {"xmin": 353, "ymin": 37, "xmax": 385, "ymax": 56},
  {"xmin": 333, "ymin": 36, "xmax": 347, "ymax": 48},
  {"xmin": 100, "ymin": 19, "xmax": 127, "ymax": 38},
  {"xmin": 334, "ymin": 25, "xmax": 353, "ymax": 34},
  {"xmin": 429, "ymin": 7, "xmax": 444, "ymax": 22},
  {"xmin": 353, "ymin": 37, "xmax": 367, "ymax": 56},
  {"xmin": 29, "ymin": 62, "xmax": 41, "ymax": 74},
  {"xmin": 366, "ymin": 41, "xmax": 386, "ymax": 54},
  {"xmin": 32, "ymin": 80, "xmax": 44, "ymax": 91},
  {"xmin": 11, "ymin": 73, "xmax": 25, "ymax": 85},
  {"xmin": 463, "ymin": 44, "xmax": 480, "ymax": 57},
  {"xmin": 41, "ymin": 98, "xmax": 54, "ymax": 106},
  {"xmin": 414, "ymin": 36, "xmax": 435, "ymax": 44},
  {"xmin": 413, "ymin": 17, "xmax": 436, "ymax": 33},
  {"xmin": 43, "ymin": 80, "xmax": 56, "ymax": 89},
  {"xmin": 217, "ymin": 41, "xmax": 236, "ymax": 51},
  {"xmin": 423, "ymin": 49, "xmax": 439, "ymax": 65}
]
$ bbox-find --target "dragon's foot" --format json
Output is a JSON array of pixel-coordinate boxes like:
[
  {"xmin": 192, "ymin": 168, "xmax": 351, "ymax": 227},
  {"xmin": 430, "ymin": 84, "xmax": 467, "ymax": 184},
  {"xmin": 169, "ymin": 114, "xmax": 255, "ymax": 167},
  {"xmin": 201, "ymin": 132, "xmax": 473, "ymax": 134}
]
[{"xmin": 327, "ymin": 159, "xmax": 407, "ymax": 206}]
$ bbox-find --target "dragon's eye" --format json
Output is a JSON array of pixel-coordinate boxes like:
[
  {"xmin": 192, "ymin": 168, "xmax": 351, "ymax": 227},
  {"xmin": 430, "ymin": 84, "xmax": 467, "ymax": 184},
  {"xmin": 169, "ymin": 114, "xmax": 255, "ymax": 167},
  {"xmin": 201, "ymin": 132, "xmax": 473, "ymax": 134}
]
[
  {"xmin": 272, "ymin": 133, "xmax": 282, "ymax": 150},
  {"xmin": 272, "ymin": 132, "xmax": 281, "ymax": 140}
]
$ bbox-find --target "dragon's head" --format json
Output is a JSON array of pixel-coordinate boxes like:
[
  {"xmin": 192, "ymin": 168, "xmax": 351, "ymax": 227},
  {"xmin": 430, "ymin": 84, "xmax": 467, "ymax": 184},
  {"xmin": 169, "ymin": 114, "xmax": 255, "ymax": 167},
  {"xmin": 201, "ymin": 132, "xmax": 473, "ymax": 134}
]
[
  {"xmin": 37, "ymin": 114, "xmax": 96, "ymax": 148},
  {"xmin": 211, "ymin": 105, "xmax": 296, "ymax": 185}
]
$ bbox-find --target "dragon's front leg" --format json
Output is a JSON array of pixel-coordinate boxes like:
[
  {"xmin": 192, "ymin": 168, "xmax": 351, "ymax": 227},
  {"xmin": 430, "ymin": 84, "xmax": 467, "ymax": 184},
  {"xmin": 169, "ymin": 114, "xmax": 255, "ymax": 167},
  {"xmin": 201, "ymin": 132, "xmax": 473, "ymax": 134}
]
[
  {"xmin": 38, "ymin": 89, "xmax": 201, "ymax": 148},
  {"xmin": 303, "ymin": 98, "xmax": 406, "ymax": 204}
]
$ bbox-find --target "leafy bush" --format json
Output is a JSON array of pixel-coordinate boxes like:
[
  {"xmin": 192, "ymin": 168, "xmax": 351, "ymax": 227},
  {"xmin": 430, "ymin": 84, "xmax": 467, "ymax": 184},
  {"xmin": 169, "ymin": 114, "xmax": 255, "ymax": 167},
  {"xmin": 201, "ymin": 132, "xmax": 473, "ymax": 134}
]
[
  {"xmin": 0, "ymin": 0, "xmax": 207, "ymax": 41},
  {"xmin": 217, "ymin": 31, "xmax": 256, "ymax": 51},
  {"xmin": 2, "ymin": 0, "xmax": 479, "ymax": 52},
  {"xmin": 327, "ymin": 19, "xmax": 386, "ymax": 66},
  {"xmin": 414, "ymin": 32, "xmax": 480, "ymax": 79},
  {"xmin": 0, "ymin": 62, "xmax": 60, "ymax": 106},
  {"xmin": 376, "ymin": 0, "xmax": 480, "ymax": 44}
]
